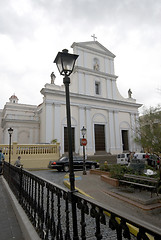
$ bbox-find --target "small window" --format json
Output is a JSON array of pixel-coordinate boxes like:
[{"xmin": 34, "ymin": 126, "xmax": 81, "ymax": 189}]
[{"xmin": 95, "ymin": 82, "xmax": 100, "ymax": 95}]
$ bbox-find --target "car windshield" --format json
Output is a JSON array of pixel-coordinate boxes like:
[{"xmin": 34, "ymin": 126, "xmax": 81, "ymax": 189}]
[{"xmin": 59, "ymin": 157, "xmax": 68, "ymax": 162}]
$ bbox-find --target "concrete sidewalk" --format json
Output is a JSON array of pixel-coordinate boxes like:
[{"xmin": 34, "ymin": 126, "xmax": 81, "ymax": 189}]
[
  {"xmin": 64, "ymin": 171, "xmax": 161, "ymax": 229},
  {"xmin": 0, "ymin": 176, "xmax": 24, "ymax": 240},
  {"xmin": 0, "ymin": 176, "xmax": 40, "ymax": 240}
]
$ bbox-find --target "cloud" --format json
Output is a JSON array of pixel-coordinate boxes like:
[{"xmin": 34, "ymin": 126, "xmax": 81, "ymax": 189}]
[{"xmin": 0, "ymin": 0, "xmax": 161, "ymax": 110}]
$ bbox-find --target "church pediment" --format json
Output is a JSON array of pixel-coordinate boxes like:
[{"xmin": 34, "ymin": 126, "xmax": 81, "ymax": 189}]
[{"xmin": 71, "ymin": 41, "xmax": 115, "ymax": 58}]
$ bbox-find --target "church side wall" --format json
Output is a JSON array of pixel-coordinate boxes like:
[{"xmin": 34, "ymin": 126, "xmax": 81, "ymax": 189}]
[{"xmin": 0, "ymin": 111, "xmax": 3, "ymax": 144}]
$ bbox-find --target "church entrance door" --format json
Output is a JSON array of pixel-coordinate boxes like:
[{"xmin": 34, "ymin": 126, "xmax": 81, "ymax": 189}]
[
  {"xmin": 94, "ymin": 124, "xmax": 106, "ymax": 152},
  {"xmin": 121, "ymin": 130, "xmax": 129, "ymax": 151},
  {"xmin": 64, "ymin": 127, "xmax": 75, "ymax": 153}
]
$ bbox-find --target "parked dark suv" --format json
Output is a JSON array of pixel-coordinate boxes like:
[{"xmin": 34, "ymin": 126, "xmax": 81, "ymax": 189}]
[{"xmin": 48, "ymin": 156, "xmax": 99, "ymax": 172}]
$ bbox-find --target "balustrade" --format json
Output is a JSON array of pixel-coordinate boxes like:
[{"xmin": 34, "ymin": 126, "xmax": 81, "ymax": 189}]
[
  {"xmin": 0, "ymin": 143, "xmax": 60, "ymax": 168},
  {"xmin": 3, "ymin": 162, "xmax": 161, "ymax": 240}
]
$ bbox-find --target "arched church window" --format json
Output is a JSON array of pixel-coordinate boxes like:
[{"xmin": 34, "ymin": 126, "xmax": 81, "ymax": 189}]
[
  {"xmin": 95, "ymin": 81, "xmax": 100, "ymax": 95},
  {"xmin": 93, "ymin": 58, "xmax": 100, "ymax": 71}
]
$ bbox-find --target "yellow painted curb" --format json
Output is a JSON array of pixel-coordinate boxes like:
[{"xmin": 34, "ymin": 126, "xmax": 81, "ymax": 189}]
[{"xmin": 63, "ymin": 180, "xmax": 94, "ymax": 199}]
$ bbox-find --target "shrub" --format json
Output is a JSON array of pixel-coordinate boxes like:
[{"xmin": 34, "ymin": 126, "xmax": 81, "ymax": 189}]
[
  {"xmin": 109, "ymin": 165, "xmax": 133, "ymax": 180},
  {"xmin": 100, "ymin": 164, "xmax": 110, "ymax": 172},
  {"xmin": 100, "ymin": 163, "xmax": 161, "ymax": 180}
]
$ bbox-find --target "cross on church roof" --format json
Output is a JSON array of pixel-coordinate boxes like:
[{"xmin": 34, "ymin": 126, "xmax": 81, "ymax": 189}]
[{"xmin": 91, "ymin": 34, "xmax": 97, "ymax": 41}]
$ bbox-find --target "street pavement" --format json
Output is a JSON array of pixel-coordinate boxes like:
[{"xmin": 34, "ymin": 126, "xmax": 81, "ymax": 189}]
[
  {"xmin": 64, "ymin": 170, "xmax": 161, "ymax": 230},
  {"xmin": 0, "ymin": 169, "xmax": 161, "ymax": 239}
]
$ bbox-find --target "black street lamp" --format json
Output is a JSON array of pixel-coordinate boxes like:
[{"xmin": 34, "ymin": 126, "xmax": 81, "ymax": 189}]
[
  {"xmin": 81, "ymin": 126, "xmax": 87, "ymax": 175},
  {"xmin": 8, "ymin": 127, "xmax": 13, "ymax": 166},
  {"xmin": 54, "ymin": 49, "xmax": 78, "ymax": 191},
  {"xmin": 54, "ymin": 49, "xmax": 79, "ymax": 239}
]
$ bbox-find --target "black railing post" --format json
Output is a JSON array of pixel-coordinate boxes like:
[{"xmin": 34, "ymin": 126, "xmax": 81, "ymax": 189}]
[
  {"xmin": 19, "ymin": 167, "xmax": 23, "ymax": 204},
  {"xmin": 8, "ymin": 133, "xmax": 11, "ymax": 183}
]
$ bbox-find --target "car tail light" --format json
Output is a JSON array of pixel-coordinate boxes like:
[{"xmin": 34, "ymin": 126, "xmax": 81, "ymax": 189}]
[{"xmin": 52, "ymin": 162, "xmax": 56, "ymax": 165}]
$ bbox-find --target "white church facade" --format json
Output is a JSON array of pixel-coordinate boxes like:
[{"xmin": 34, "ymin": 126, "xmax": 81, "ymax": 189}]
[{"xmin": 0, "ymin": 41, "xmax": 142, "ymax": 156}]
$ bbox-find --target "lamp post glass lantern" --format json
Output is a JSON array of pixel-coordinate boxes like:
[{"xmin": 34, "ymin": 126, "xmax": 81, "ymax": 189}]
[
  {"xmin": 54, "ymin": 49, "xmax": 78, "ymax": 76},
  {"xmin": 81, "ymin": 126, "xmax": 87, "ymax": 137},
  {"xmin": 81, "ymin": 126, "xmax": 87, "ymax": 175},
  {"xmin": 54, "ymin": 49, "xmax": 79, "ymax": 239}
]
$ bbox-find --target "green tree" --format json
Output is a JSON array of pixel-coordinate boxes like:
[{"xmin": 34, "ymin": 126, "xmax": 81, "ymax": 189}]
[
  {"xmin": 135, "ymin": 105, "xmax": 161, "ymax": 153},
  {"xmin": 51, "ymin": 139, "xmax": 57, "ymax": 144}
]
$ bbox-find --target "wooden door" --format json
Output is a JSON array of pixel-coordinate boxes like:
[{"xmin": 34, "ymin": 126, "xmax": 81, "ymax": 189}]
[{"xmin": 94, "ymin": 124, "xmax": 105, "ymax": 151}]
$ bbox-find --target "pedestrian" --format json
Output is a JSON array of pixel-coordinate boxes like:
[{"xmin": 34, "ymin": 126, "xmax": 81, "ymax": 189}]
[
  {"xmin": 14, "ymin": 156, "xmax": 22, "ymax": 168},
  {"xmin": 128, "ymin": 152, "xmax": 131, "ymax": 163},
  {"xmin": 0, "ymin": 149, "xmax": 5, "ymax": 174}
]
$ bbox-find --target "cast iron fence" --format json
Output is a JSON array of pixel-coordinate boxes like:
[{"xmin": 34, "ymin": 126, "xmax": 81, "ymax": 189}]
[{"xmin": 3, "ymin": 162, "xmax": 161, "ymax": 240}]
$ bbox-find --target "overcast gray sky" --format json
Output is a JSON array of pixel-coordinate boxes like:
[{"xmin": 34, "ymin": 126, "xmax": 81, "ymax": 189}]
[{"xmin": 0, "ymin": 0, "xmax": 161, "ymax": 113}]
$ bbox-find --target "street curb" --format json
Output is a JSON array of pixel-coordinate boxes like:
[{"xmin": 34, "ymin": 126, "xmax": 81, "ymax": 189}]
[
  {"xmin": 103, "ymin": 189, "xmax": 161, "ymax": 211},
  {"xmin": 2, "ymin": 177, "xmax": 40, "ymax": 240},
  {"xmin": 63, "ymin": 179, "xmax": 94, "ymax": 199}
]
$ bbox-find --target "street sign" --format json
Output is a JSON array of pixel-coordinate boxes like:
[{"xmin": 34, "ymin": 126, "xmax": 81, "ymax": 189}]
[{"xmin": 81, "ymin": 138, "xmax": 87, "ymax": 146}]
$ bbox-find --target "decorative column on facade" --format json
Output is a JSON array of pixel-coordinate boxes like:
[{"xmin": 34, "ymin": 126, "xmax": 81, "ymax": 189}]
[
  {"xmin": 104, "ymin": 58, "xmax": 109, "ymax": 74},
  {"xmin": 83, "ymin": 51, "xmax": 87, "ymax": 68},
  {"xmin": 45, "ymin": 102, "xmax": 53, "ymax": 143},
  {"xmin": 85, "ymin": 74, "xmax": 90, "ymax": 96},
  {"xmin": 106, "ymin": 79, "xmax": 112, "ymax": 99},
  {"xmin": 78, "ymin": 73, "xmax": 84, "ymax": 94},
  {"xmin": 54, "ymin": 103, "xmax": 61, "ymax": 143},
  {"xmin": 108, "ymin": 110, "xmax": 116, "ymax": 154},
  {"xmin": 110, "ymin": 59, "xmax": 114, "ymax": 74},
  {"xmin": 79, "ymin": 107, "xmax": 85, "ymax": 155},
  {"xmin": 86, "ymin": 107, "xmax": 93, "ymax": 154},
  {"xmin": 112, "ymin": 80, "xmax": 116, "ymax": 99},
  {"xmin": 114, "ymin": 110, "xmax": 121, "ymax": 153}
]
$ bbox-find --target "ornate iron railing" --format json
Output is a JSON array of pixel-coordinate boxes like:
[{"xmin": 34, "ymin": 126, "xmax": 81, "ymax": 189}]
[{"xmin": 3, "ymin": 162, "xmax": 161, "ymax": 240}]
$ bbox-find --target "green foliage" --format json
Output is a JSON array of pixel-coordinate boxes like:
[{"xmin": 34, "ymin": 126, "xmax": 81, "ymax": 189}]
[
  {"xmin": 100, "ymin": 164, "xmax": 134, "ymax": 180},
  {"xmin": 135, "ymin": 105, "xmax": 161, "ymax": 153},
  {"xmin": 109, "ymin": 165, "xmax": 134, "ymax": 180},
  {"xmin": 51, "ymin": 139, "xmax": 57, "ymax": 144},
  {"xmin": 100, "ymin": 164, "xmax": 110, "ymax": 172},
  {"xmin": 100, "ymin": 164, "xmax": 160, "ymax": 180}
]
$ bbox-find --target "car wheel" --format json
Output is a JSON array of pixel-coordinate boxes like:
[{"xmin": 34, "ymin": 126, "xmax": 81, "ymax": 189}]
[
  {"xmin": 91, "ymin": 164, "xmax": 96, "ymax": 169},
  {"xmin": 64, "ymin": 165, "xmax": 69, "ymax": 172}
]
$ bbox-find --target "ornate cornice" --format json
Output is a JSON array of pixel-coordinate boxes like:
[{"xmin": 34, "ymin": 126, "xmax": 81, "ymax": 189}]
[
  {"xmin": 41, "ymin": 87, "xmax": 142, "ymax": 111},
  {"xmin": 74, "ymin": 66, "xmax": 118, "ymax": 80}
]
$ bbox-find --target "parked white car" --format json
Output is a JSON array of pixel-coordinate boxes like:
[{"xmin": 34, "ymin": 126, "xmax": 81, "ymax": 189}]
[
  {"xmin": 117, "ymin": 153, "xmax": 130, "ymax": 165},
  {"xmin": 133, "ymin": 153, "xmax": 146, "ymax": 161}
]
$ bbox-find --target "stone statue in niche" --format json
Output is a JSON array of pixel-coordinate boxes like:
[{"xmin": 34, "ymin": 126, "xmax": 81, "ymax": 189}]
[
  {"xmin": 128, "ymin": 88, "xmax": 132, "ymax": 98},
  {"xmin": 50, "ymin": 72, "xmax": 56, "ymax": 84},
  {"xmin": 93, "ymin": 58, "xmax": 100, "ymax": 71}
]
